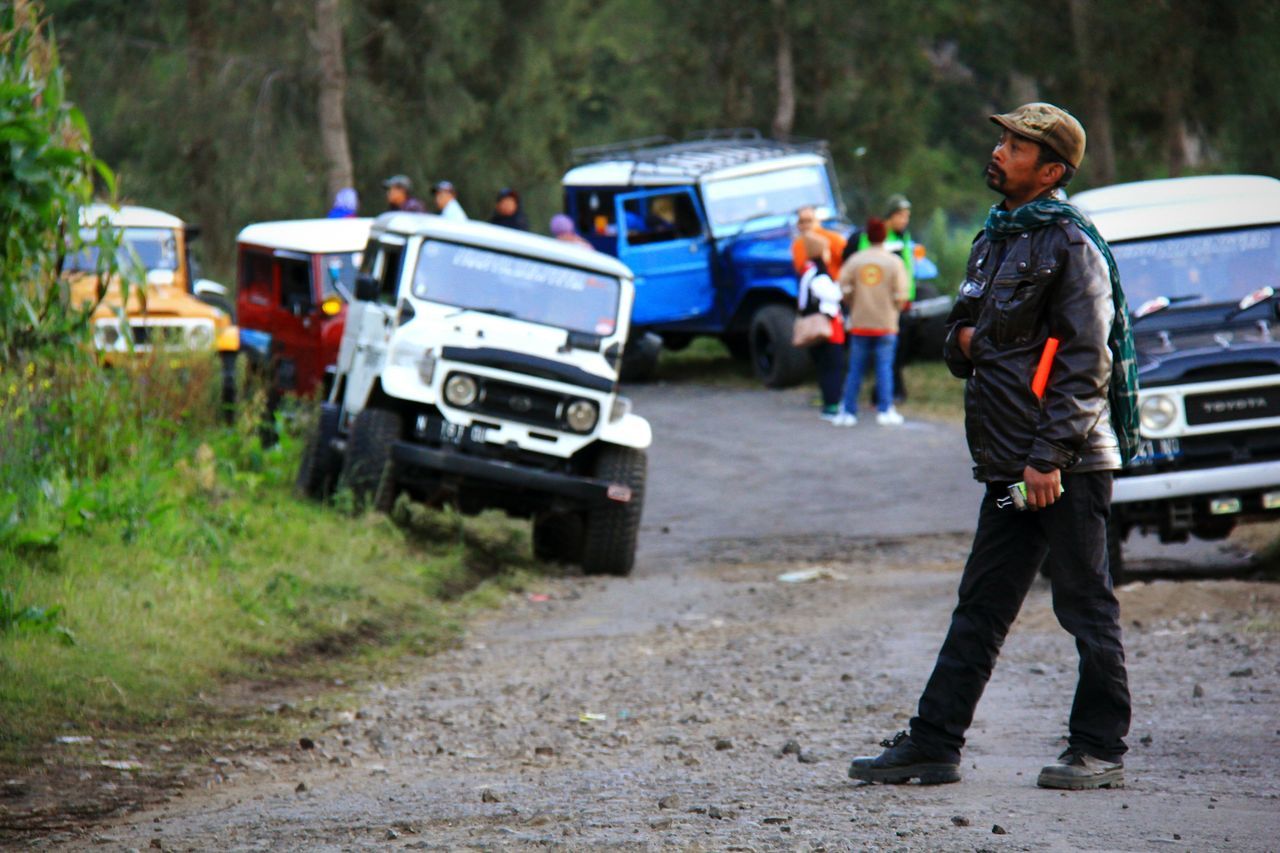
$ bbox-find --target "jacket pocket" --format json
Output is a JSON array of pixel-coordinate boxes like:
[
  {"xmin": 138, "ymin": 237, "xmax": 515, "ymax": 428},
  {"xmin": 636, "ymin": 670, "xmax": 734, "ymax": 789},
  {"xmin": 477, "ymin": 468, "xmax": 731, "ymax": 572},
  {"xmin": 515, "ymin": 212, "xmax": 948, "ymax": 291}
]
[{"xmin": 992, "ymin": 265, "xmax": 1056, "ymax": 345}]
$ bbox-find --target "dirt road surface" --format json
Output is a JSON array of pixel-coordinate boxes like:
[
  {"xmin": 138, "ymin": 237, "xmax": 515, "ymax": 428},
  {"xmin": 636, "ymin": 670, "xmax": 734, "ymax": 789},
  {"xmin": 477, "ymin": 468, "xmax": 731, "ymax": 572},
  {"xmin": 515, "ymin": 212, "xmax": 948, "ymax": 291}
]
[{"xmin": 36, "ymin": 384, "xmax": 1280, "ymax": 850}]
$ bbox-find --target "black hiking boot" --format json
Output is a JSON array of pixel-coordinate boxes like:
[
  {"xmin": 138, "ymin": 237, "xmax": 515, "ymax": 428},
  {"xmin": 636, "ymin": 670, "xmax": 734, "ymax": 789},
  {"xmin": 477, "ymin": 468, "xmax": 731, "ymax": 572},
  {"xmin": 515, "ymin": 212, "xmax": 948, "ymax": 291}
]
[
  {"xmin": 848, "ymin": 731, "xmax": 961, "ymax": 785},
  {"xmin": 1036, "ymin": 747, "xmax": 1124, "ymax": 790}
]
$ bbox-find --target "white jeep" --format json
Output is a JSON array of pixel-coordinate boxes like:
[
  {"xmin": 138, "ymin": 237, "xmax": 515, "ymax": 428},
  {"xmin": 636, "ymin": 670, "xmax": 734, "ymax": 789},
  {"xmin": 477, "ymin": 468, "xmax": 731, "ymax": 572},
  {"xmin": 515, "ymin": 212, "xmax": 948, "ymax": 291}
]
[{"xmin": 297, "ymin": 212, "xmax": 652, "ymax": 575}]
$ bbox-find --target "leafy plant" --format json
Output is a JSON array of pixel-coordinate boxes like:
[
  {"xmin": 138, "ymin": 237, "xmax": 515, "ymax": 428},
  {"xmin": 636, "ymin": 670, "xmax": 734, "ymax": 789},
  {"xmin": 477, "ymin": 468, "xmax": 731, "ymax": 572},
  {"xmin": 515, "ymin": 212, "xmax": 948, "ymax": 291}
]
[
  {"xmin": 0, "ymin": 587, "xmax": 75, "ymax": 645},
  {"xmin": 0, "ymin": 1, "xmax": 125, "ymax": 360}
]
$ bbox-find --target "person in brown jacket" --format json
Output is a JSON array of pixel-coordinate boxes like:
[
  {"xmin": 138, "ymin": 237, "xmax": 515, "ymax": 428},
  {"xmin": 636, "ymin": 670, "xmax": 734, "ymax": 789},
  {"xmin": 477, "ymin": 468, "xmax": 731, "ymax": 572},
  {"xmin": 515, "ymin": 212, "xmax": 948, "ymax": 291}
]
[{"xmin": 833, "ymin": 218, "xmax": 910, "ymax": 426}]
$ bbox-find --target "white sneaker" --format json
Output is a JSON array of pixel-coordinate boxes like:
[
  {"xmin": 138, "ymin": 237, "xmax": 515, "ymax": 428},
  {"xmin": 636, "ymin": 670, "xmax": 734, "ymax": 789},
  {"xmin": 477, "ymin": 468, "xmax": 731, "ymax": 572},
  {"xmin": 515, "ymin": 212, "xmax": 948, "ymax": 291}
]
[
  {"xmin": 831, "ymin": 411, "xmax": 858, "ymax": 427},
  {"xmin": 819, "ymin": 409, "xmax": 841, "ymax": 423},
  {"xmin": 876, "ymin": 408, "xmax": 904, "ymax": 426}
]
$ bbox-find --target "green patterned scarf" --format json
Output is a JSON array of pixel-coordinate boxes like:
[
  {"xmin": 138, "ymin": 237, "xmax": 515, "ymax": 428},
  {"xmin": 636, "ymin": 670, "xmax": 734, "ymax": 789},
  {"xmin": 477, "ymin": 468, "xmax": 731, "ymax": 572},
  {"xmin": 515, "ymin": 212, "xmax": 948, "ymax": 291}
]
[{"xmin": 984, "ymin": 198, "xmax": 1141, "ymax": 466}]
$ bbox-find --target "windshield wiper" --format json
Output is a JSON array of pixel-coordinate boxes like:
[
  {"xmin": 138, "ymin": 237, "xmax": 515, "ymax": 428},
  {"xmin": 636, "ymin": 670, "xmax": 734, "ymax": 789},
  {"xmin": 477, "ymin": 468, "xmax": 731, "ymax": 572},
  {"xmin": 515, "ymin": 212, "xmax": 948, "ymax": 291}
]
[
  {"xmin": 1132, "ymin": 294, "xmax": 1202, "ymax": 322},
  {"xmin": 446, "ymin": 306, "xmax": 518, "ymax": 320},
  {"xmin": 1225, "ymin": 286, "xmax": 1277, "ymax": 320}
]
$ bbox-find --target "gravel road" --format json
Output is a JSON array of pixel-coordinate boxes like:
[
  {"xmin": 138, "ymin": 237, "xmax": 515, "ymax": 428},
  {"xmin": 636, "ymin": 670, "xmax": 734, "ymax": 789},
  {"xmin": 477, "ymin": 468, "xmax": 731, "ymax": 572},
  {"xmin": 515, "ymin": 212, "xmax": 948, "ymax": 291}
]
[{"xmin": 39, "ymin": 383, "xmax": 1280, "ymax": 851}]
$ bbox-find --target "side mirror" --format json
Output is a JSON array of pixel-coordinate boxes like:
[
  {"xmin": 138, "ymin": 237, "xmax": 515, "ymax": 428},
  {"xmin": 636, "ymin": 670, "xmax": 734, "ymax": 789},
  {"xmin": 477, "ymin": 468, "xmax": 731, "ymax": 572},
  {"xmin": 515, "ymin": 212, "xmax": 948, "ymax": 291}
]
[
  {"xmin": 355, "ymin": 272, "xmax": 379, "ymax": 302},
  {"xmin": 194, "ymin": 279, "xmax": 227, "ymax": 298}
]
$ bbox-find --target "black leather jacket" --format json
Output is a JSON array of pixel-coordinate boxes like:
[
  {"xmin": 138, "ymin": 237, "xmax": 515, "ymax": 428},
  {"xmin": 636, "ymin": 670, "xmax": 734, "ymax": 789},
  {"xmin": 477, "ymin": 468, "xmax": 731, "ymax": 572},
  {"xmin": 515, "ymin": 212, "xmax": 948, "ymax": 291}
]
[{"xmin": 944, "ymin": 218, "xmax": 1121, "ymax": 483}]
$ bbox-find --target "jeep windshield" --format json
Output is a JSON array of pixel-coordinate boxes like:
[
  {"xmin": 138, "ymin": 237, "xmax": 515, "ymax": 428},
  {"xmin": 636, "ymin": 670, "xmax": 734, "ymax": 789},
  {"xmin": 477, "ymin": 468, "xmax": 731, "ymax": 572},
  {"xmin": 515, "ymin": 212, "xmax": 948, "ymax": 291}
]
[
  {"xmin": 1113, "ymin": 224, "xmax": 1280, "ymax": 318},
  {"xmin": 65, "ymin": 227, "xmax": 180, "ymax": 275},
  {"xmin": 701, "ymin": 164, "xmax": 835, "ymax": 233},
  {"xmin": 411, "ymin": 240, "xmax": 621, "ymax": 336}
]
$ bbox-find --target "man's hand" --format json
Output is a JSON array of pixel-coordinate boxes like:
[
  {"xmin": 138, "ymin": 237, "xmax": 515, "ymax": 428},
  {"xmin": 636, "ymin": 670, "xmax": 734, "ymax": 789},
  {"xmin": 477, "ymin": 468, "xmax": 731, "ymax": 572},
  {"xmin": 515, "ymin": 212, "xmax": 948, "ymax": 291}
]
[
  {"xmin": 957, "ymin": 325, "xmax": 975, "ymax": 359},
  {"xmin": 1023, "ymin": 465, "xmax": 1062, "ymax": 510}
]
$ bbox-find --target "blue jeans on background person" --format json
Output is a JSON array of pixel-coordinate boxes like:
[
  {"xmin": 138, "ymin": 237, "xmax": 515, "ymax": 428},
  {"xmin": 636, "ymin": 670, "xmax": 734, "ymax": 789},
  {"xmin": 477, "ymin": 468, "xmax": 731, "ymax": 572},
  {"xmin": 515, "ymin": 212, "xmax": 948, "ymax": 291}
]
[{"xmin": 842, "ymin": 333, "xmax": 897, "ymax": 414}]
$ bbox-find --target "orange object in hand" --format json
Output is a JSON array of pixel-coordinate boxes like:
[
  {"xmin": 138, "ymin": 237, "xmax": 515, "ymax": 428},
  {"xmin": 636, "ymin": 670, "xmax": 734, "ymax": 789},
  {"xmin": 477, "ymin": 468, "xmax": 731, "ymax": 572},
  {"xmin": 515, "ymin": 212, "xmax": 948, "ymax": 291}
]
[{"xmin": 1032, "ymin": 337, "xmax": 1060, "ymax": 399}]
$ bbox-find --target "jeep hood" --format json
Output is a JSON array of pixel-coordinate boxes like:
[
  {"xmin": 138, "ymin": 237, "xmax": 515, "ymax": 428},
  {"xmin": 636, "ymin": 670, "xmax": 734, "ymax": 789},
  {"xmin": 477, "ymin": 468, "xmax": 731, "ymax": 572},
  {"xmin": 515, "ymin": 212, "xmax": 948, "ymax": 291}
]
[
  {"xmin": 411, "ymin": 312, "xmax": 620, "ymax": 389},
  {"xmin": 71, "ymin": 274, "xmax": 225, "ymax": 323},
  {"xmin": 1134, "ymin": 309, "xmax": 1280, "ymax": 386}
]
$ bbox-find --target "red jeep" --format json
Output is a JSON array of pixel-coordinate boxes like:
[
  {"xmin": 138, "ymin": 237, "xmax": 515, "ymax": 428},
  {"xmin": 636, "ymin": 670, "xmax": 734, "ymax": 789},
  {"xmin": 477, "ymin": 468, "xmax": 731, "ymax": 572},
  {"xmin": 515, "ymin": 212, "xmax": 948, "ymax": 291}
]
[{"xmin": 235, "ymin": 218, "xmax": 371, "ymax": 396}]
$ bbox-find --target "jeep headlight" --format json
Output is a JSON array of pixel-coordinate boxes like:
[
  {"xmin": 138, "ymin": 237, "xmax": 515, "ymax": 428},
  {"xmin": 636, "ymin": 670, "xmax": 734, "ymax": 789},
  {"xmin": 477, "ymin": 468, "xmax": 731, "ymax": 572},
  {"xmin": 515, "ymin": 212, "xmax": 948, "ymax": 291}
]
[
  {"xmin": 444, "ymin": 373, "xmax": 479, "ymax": 407},
  {"xmin": 187, "ymin": 324, "xmax": 214, "ymax": 351},
  {"xmin": 564, "ymin": 399, "xmax": 599, "ymax": 433},
  {"xmin": 95, "ymin": 324, "xmax": 120, "ymax": 349},
  {"xmin": 1140, "ymin": 394, "xmax": 1177, "ymax": 432}
]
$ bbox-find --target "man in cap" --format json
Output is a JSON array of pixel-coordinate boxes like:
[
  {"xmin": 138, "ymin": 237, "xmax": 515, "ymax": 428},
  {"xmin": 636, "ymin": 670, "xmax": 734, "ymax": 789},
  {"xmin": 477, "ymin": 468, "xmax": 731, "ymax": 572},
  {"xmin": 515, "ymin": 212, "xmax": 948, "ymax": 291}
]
[
  {"xmin": 383, "ymin": 175, "xmax": 426, "ymax": 213},
  {"xmin": 848, "ymin": 102, "xmax": 1138, "ymax": 791},
  {"xmin": 432, "ymin": 180, "xmax": 468, "ymax": 221}
]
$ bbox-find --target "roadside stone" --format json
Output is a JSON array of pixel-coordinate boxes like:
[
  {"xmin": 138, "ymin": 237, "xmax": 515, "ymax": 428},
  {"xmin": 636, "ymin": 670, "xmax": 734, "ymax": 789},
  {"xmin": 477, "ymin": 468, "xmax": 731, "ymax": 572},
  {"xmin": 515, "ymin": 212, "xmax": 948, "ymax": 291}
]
[
  {"xmin": 1228, "ymin": 667, "xmax": 1253, "ymax": 677},
  {"xmin": 714, "ymin": 738, "xmax": 733, "ymax": 751},
  {"xmin": 951, "ymin": 815, "xmax": 971, "ymax": 826},
  {"xmin": 1192, "ymin": 684, "xmax": 1205, "ymax": 699},
  {"xmin": 992, "ymin": 824, "xmax": 1008, "ymax": 835},
  {"xmin": 797, "ymin": 750, "xmax": 821, "ymax": 764},
  {"xmin": 298, "ymin": 737, "xmax": 316, "ymax": 750},
  {"xmin": 779, "ymin": 739, "xmax": 801, "ymax": 757},
  {"xmin": 1140, "ymin": 734, "xmax": 1153, "ymax": 745},
  {"xmin": 534, "ymin": 745, "xmax": 555, "ymax": 757},
  {"xmin": 708, "ymin": 805, "xmax": 726, "ymax": 820},
  {"xmin": 384, "ymin": 829, "xmax": 399, "ymax": 841},
  {"xmin": 658, "ymin": 794, "xmax": 680, "ymax": 810},
  {"xmin": 650, "ymin": 817, "xmax": 674, "ymax": 830},
  {"xmin": 295, "ymin": 782, "xmax": 307, "ymax": 793},
  {"xmin": 481, "ymin": 788, "xmax": 501, "ymax": 803}
]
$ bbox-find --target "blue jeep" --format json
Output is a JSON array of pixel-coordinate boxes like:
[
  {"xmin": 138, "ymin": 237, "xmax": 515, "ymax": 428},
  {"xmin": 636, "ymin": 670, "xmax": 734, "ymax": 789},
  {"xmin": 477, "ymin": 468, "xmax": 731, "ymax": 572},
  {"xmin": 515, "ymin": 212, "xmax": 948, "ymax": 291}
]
[{"xmin": 560, "ymin": 131, "xmax": 945, "ymax": 386}]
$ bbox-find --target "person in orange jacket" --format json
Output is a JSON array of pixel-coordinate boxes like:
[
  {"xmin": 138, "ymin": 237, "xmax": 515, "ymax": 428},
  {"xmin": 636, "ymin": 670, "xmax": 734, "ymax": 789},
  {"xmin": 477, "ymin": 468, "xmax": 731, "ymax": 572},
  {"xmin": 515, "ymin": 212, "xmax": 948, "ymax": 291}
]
[{"xmin": 790, "ymin": 205, "xmax": 846, "ymax": 280}]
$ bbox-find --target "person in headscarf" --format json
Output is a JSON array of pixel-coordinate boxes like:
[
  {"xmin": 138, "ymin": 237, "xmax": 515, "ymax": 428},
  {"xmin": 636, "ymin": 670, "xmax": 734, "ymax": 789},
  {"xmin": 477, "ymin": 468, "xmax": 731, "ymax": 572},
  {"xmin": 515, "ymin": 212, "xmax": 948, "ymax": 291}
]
[
  {"xmin": 489, "ymin": 188, "xmax": 530, "ymax": 231},
  {"xmin": 327, "ymin": 187, "xmax": 359, "ymax": 218},
  {"xmin": 550, "ymin": 213, "xmax": 593, "ymax": 250}
]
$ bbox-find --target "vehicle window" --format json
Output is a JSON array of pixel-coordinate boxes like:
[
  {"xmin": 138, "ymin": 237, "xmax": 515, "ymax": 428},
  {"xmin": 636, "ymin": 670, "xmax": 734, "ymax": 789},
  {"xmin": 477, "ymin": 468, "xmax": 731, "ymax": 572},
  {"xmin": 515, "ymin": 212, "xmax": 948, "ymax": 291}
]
[
  {"xmin": 412, "ymin": 240, "xmax": 621, "ymax": 336},
  {"xmin": 240, "ymin": 250, "xmax": 274, "ymax": 299},
  {"xmin": 572, "ymin": 189, "xmax": 619, "ymax": 237},
  {"xmin": 1112, "ymin": 225, "xmax": 1280, "ymax": 310},
  {"xmin": 278, "ymin": 257, "xmax": 313, "ymax": 313},
  {"xmin": 320, "ymin": 251, "xmax": 362, "ymax": 299},
  {"xmin": 66, "ymin": 227, "xmax": 181, "ymax": 275},
  {"xmin": 701, "ymin": 165, "xmax": 834, "ymax": 229},
  {"xmin": 378, "ymin": 246, "xmax": 403, "ymax": 305},
  {"xmin": 621, "ymin": 192, "xmax": 702, "ymax": 245}
]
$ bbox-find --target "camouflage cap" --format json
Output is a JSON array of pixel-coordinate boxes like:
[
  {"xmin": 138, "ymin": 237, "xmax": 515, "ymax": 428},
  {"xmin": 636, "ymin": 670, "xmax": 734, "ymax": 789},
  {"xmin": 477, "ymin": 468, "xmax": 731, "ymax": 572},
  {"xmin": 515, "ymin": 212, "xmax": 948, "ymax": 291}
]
[
  {"xmin": 883, "ymin": 194, "xmax": 911, "ymax": 217},
  {"xmin": 990, "ymin": 102, "xmax": 1086, "ymax": 168}
]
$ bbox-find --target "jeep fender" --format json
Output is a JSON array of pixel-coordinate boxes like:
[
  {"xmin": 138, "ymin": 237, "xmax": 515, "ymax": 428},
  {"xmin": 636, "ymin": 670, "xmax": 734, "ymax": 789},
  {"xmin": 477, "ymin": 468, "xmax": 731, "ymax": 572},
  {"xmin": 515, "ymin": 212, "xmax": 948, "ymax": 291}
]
[{"xmin": 599, "ymin": 412, "xmax": 652, "ymax": 450}]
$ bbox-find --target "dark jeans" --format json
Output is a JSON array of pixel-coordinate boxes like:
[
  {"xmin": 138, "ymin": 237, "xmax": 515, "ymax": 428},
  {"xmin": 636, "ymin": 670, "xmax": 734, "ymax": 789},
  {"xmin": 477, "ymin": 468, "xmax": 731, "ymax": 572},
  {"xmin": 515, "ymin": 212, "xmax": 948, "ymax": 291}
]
[
  {"xmin": 810, "ymin": 340, "xmax": 846, "ymax": 409},
  {"xmin": 909, "ymin": 471, "xmax": 1130, "ymax": 763}
]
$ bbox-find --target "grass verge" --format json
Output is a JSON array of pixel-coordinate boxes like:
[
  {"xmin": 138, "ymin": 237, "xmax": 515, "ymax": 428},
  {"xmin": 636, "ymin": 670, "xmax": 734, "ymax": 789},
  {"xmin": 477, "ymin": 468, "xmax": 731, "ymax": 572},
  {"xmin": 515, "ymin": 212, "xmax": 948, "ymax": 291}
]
[{"xmin": 0, "ymin": 358, "xmax": 542, "ymax": 762}]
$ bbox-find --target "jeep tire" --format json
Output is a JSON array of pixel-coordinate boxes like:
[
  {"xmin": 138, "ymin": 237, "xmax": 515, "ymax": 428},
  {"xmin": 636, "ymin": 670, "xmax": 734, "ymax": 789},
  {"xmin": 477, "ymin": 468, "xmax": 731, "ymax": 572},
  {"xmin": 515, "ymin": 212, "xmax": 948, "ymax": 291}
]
[
  {"xmin": 581, "ymin": 446, "xmax": 647, "ymax": 576},
  {"xmin": 339, "ymin": 407, "xmax": 401, "ymax": 512},
  {"xmin": 749, "ymin": 303, "xmax": 810, "ymax": 388},
  {"xmin": 296, "ymin": 402, "xmax": 342, "ymax": 501},
  {"xmin": 533, "ymin": 512, "xmax": 585, "ymax": 564},
  {"xmin": 620, "ymin": 331, "xmax": 663, "ymax": 383}
]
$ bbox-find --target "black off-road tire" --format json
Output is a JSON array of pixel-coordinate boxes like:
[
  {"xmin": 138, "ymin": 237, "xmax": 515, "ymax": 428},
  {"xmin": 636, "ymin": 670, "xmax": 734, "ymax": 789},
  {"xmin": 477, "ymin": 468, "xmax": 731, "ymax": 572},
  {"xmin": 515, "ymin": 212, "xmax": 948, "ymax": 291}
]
[
  {"xmin": 1107, "ymin": 518, "xmax": 1127, "ymax": 587},
  {"xmin": 581, "ymin": 446, "xmax": 647, "ymax": 576},
  {"xmin": 295, "ymin": 402, "xmax": 342, "ymax": 501},
  {"xmin": 723, "ymin": 334, "xmax": 751, "ymax": 361},
  {"xmin": 620, "ymin": 332, "xmax": 663, "ymax": 383},
  {"xmin": 749, "ymin": 303, "xmax": 810, "ymax": 388},
  {"xmin": 339, "ymin": 407, "xmax": 401, "ymax": 512},
  {"xmin": 532, "ymin": 512, "xmax": 585, "ymax": 564}
]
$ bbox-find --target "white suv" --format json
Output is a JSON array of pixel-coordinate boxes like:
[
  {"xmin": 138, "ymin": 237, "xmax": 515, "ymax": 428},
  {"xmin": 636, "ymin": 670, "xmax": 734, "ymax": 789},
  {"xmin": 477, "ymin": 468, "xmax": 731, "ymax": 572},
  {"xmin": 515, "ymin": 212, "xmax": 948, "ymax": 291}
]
[
  {"xmin": 1074, "ymin": 175, "xmax": 1280, "ymax": 581},
  {"xmin": 297, "ymin": 212, "xmax": 652, "ymax": 575}
]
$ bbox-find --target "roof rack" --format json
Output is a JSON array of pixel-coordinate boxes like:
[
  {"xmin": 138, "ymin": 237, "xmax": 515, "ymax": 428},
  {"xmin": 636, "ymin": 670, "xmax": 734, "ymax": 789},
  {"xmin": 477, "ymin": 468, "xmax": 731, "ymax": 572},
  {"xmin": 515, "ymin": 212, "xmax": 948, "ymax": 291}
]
[{"xmin": 570, "ymin": 129, "xmax": 830, "ymax": 182}]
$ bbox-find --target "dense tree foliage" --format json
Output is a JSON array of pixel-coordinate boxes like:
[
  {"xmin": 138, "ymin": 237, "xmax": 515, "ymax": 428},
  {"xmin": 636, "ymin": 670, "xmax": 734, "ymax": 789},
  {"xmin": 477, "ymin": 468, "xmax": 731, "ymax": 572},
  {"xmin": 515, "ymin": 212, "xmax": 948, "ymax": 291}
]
[{"xmin": 43, "ymin": 0, "xmax": 1280, "ymax": 285}]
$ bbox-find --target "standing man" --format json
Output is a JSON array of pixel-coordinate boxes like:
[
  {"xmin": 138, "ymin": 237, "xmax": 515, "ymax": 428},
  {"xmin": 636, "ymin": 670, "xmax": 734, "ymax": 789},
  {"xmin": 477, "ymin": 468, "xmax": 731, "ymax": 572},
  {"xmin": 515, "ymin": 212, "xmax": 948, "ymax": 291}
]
[
  {"xmin": 432, "ymin": 180, "xmax": 468, "ymax": 221},
  {"xmin": 383, "ymin": 175, "xmax": 426, "ymax": 213},
  {"xmin": 834, "ymin": 218, "xmax": 909, "ymax": 426},
  {"xmin": 848, "ymin": 102, "xmax": 1138, "ymax": 790},
  {"xmin": 844, "ymin": 195, "xmax": 916, "ymax": 402}
]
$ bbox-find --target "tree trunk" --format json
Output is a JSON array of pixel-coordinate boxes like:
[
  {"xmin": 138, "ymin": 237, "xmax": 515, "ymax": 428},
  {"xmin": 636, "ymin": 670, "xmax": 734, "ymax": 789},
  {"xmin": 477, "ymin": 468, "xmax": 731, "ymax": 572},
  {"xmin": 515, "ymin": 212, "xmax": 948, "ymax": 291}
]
[
  {"xmin": 314, "ymin": 0, "xmax": 354, "ymax": 198},
  {"xmin": 185, "ymin": 0, "xmax": 218, "ymax": 238},
  {"xmin": 1067, "ymin": 0, "xmax": 1116, "ymax": 185},
  {"xmin": 770, "ymin": 0, "xmax": 795, "ymax": 138}
]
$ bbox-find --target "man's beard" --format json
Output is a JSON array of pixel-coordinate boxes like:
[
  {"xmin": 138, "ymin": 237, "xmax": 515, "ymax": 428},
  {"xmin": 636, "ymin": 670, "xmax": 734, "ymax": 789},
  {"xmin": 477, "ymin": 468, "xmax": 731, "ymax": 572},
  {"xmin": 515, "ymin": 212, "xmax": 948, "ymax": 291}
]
[{"xmin": 984, "ymin": 161, "xmax": 1006, "ymax": 191}]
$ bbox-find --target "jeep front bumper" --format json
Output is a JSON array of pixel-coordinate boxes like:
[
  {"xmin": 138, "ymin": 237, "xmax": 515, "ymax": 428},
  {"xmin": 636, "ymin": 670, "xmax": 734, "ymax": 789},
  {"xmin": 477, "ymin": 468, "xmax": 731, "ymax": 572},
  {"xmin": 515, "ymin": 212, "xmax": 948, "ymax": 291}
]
[
  {"xmin": 1113, "ymin": 459, "xmax": 1280, "ymax": 503},
  {"xmin": 391, "ymin": 442, "xmax": 633, "ymax": 506}
]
